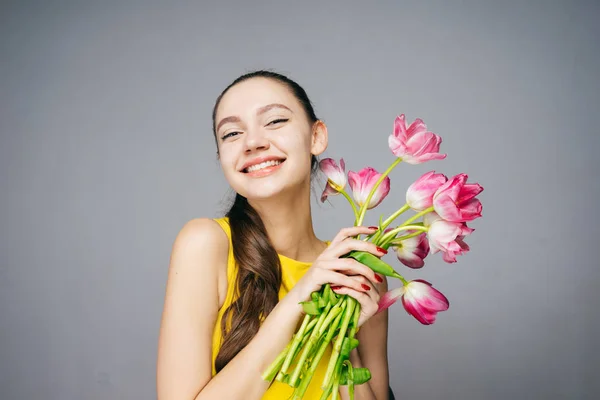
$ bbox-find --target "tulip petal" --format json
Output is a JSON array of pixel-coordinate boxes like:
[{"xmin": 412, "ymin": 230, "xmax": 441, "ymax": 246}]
[
  {"xmin": 320, "ymin": 183, "xmax": 338, "ymax": 202},
  {"xmin": 319, "ymin": 158, "xmax": 347, "ymax": 192},
  {"xmin": 457, "ymin": 198, "xmax": 483, "ymax": 221},
  {"xmin": 406, "ymin": 171, "xmax": 448, "ymax": 211},
  {"xmin": 394, "ymin": 114, "xmax": 408, "ymax": 141},
  {"xmin": 406, "ymin": 118, "xmax": 427, "ymax": 138},
  {"xmin": 377, "ymin": 287, "xmax": 404, "ymax": 313},
  {"xmin": 393, "ymin": 233, "xmax": 429, "ymax": 269},
  {"xmin": 397, "ymin": 251, "xmax": 426, "ymax": 269},
  {"xmin": 348, "ymin": 167, "xmax": 390, "ymax": 209},
  {"xmin": 457, "ymin": 183, "xmax": 483, "ymax": 204},
  {"xmin": 402, "ymin": 280, "xmax": 449, "ymax": 324}
]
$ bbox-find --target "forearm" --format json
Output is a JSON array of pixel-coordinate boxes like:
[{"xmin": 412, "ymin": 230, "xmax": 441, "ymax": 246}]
[{"xmin": 195, "ymin": 294, "xmax": 303, "ymax": 400}]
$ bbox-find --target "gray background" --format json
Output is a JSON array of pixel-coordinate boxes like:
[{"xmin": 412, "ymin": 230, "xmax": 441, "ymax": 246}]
[{"xmin": 1, "ymin": 0, "xmax": 599, "ymax": 399}]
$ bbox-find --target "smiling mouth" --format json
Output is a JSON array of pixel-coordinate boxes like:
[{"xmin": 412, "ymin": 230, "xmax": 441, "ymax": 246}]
[{"xmin": 243, "ymin": 159, "xmax": 286, "ymax": 173}]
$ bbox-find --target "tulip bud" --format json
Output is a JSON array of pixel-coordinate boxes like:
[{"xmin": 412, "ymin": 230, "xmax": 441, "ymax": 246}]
[
  {"xmin": 319, "ymin": 158, "xmax": 347, "ymax": 202},
  {"xmin": 406, "ymin": 171, "xmax": 448, "ymax": 211},
  {"xmin": 401, "ymin": 279, "xmax": 449, "ymax": 325},
  {"xmin": 388, "ymin": 114, "xmax": 446, "ymax": 164},
  {"xmin": 427, "ymin": 219, "xmax": 474, "ymax": 263},
  {"xmin": 392, "ymin": 232, "xmax": 430, "ymax": 269},
  {"xmin": 347, "ymin": 167, "xmax": 390, "ymax": 209},
  {"xmin": 433, "ymin": 173, "xmax": 483, "ymax": 222}
]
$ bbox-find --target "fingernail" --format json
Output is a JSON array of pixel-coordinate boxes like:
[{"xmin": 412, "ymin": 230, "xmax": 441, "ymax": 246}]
[
  {"xmin": 361, "ymin": 284, "xmax": 371, "ymax": 291},
  {"xmin": 376, "ymin": 246, "xmax": 388, "ymax": 254},
  {"xmin": 368, "ymin": 226, "xmax": 378, "ymax": 230},
  {"xmin": 331, "ymin": 286, "xmax": 342, "ymax": 290},
  {"xmin": 375, "ymin": 274, "xmax": 383, "ymax": 283}
]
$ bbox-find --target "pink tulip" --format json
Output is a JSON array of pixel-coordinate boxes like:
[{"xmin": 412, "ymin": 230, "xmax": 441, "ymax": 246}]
[
  {"xmin": 433, "ymin": 173, "xmax": 483, "ymax": 222},
  {"xmin": 426, "ymin": 217, "xmax": 474, "ymax": 263},
  {"xmin": 319, "ymin": 158, "xmax": 347, "ymax": 202},
  {"xmin": 347, "ymin": 167, "xmax": 390, "ymax": 209},
  {"xmin": 392, "ymin": 231, "xmax": 430, "ymax": 269},
  {"xmin": 377, "ymin": 286, "xmax": 404, "ymax": 314},
  {"xmin": 388, "ymin": 114, "xmax": 447, "ymax": 164},
  {"xmin": 406, "ymin": 171, "xmax": 448, "ymax": 211},
  {"xmin": 378, "ymin": 279, "xmax": 449, "ymax": 325}
]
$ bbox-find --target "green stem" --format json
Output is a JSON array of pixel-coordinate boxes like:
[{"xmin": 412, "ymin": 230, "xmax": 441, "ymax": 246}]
[
  {"xmin": 331, "ymin": 354, "xmax": 345, "ymax": 400},
  {"xmin": 320, "ymin": 382, "xmax": 333, "ymax": 400},
  {"xmin": 348, "ymin": 301, "xmax": 361, "ymax": 339},
  {"xmin": 343, "ymin": 360, "xmax": 355, "ymax": 400},
  {"xmin": 277, "ymin": 326, "xmax": 314, "ymax": 382},
  {"xmin": 339, "ymin": 189, "xmax": 359, "ymax": 222},
  {"xmin": 288, "ymin": 302, "xmax": 332, "ymax": 387},
  {"xmin": 292, "ymin": 303, "xmax": 345, "ymax": 400},
  {"xmin": 322, "ymin": 297, "xmax": 356, "ymax": 390},
  {"xmin": 401, "ymin": 206, "xmax": 435, "ymax": 227},
  {"xmin": 318, "ymin": 302, "xmax": 344, "ymax": 336},
  {"xmin": 279, "ymin": 314, "xmax": 312, "ymax": 375},
  {"xmin": 262, "ymin": 342, "xmax": 291, "ymax": 381},
  {"xmin": 367, "ymin": 203, "xmax": 411, "ymax": 243},
  {"xmin": 378, "ymin": 225, "xmax": 429, "ymax": 248},
  {"xmin": 355, "ymin": 158, "xmax": 403, "ymax": 227},
  {"xmin": 389, "ymin": 230, "xmax": 426, "ymax": 244}
]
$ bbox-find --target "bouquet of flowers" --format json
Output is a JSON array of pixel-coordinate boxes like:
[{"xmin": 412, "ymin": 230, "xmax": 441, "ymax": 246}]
[{"xmin": 262, "ymin": 114, "xmax": 484, "ymax": 399}]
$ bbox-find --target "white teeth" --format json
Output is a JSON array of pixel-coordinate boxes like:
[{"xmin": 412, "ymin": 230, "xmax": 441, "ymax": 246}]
[{"xmin": 246, "ymin": 160, "xmax": 282, "ymax": 172}]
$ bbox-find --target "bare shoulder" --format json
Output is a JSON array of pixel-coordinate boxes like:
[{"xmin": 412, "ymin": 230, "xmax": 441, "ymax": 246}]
[
  {"xmin": 162, "ymin": 217, "xmax": 230, "ymax": 316},
  {"xmin": 168, "ymin": 218, "xmax": 229, "ymax": 274},
  {"xmin": 172, "ymin": 217, "xmax": 228, "ymax": 252}
]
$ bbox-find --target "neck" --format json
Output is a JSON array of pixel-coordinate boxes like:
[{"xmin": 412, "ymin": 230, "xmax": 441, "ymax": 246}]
[{"xmin": 248, "ymin": 185, "xmax": 326, "ymax": 263}]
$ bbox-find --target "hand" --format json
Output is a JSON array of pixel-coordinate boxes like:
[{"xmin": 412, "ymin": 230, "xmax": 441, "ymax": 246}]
[{"xmin": 287, "ymin": 226, "xmax": 386, "ymax": 328}]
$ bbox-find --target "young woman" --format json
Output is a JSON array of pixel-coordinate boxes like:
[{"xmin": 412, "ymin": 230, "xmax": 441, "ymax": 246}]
[{"xmin": 157, "ymin": 70, "xmax": 391, "ymax": 399}]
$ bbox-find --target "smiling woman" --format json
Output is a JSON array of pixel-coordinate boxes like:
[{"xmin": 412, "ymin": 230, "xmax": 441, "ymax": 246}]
[{"xmin": 156, "ymin": 70, "xmax": 392, "ymax": 400}]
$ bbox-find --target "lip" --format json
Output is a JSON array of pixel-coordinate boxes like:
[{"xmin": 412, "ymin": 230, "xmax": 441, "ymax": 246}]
[{"xmin": 240, "ymin": 156, "xmax": 286, "ymax": 172}]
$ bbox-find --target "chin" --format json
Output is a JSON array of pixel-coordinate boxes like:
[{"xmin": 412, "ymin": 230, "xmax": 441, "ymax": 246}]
[{"xmin": 239, "ymin": 182, "xmax": 288, "ymax": 201}]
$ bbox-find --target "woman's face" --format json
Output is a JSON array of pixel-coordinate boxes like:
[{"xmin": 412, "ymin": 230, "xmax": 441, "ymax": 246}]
[{"xmin": 214, "ymin": 77, "xmax": 325, "ymax": 200}]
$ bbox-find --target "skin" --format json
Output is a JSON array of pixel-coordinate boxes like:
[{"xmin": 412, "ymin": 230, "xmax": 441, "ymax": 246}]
[{"xmin": 156, "ymin": 77, "xmax": 390, "ymax": 400}]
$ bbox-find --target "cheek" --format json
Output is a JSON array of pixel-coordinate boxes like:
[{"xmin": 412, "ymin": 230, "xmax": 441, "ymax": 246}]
[
  {"xmin": 277, "ymin": 127, "xmax": 312, "ymax": 158},
  {"xmin": 218, "ymin": 151, "xmax": 239, "ymax": 179}
]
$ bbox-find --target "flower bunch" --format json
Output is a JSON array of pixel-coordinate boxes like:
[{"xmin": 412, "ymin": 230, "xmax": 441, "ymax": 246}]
[{"xmin": 262, "ymin": 114, "xmax": 484, "ymax": 399}]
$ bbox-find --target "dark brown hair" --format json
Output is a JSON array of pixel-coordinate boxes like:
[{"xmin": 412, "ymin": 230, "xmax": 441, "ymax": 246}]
[{"xmin": 211, "ymin": 70, "xmax": 320, "ymax": 372}]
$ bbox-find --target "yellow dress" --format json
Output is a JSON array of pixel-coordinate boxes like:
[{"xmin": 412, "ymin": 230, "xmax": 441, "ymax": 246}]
[{"xmin": 211, "ymin": 217, "xmax": 335, "ymax": 399}]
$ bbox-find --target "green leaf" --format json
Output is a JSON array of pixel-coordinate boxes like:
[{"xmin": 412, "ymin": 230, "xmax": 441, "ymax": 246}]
[
  {"xmin": 300, "ymin": 300, "xmax": 321, "ymax": 315},
  {"xmin": 347, "ymin": 250, "xmax": 402, "ymax": 279},
  {"xmin": 340, "ymin": 337, "xmax": 360, "ymax": 358},
  {"xmin": 340, "ymin": 367, "xmax": 371, "ymax": 385}
]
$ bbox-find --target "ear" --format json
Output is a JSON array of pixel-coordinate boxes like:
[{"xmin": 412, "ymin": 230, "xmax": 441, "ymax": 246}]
[{"xmin": 310, "ymin": 120, "xmax": 328, "ymax": 156}]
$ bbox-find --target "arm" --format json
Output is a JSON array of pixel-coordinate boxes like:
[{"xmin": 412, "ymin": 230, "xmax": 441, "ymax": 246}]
[
  {"xmin": 156, "ymin": 218, "xmax": 305, "ymax": 400},
  {"xmin": 339, "ymin": 277, "xmax": 390, "ymax": 400},
  {"xmin": 157, "ymin": 223, "xmax": 388, "ymax": 399}
]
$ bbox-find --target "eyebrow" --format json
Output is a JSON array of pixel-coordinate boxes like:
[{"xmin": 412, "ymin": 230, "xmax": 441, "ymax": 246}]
[{"xmin": 216, "ymin": 103, "xmax": 293, "ymax": 132}]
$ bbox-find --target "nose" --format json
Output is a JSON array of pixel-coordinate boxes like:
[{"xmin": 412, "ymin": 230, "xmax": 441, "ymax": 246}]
[{"xmin": 243, "ymin": 128, "xmax": 270, "ymax": 153}]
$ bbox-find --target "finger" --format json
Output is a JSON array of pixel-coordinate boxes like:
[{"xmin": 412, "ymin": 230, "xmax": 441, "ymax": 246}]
[
  {"xmin": 346, "ymin": 275, "xmax": 380, "ymax": 304},
  {"xmin": 330, "ymin": 286, "xmax": 379, "ymax": 323},
  {"xmin": 318, "ymin": 269, "xmax": 370, "ymax": 294},
  {"xmin": 328, "ymin": 238, "xmax": 387, "ymax": 260},
  {"xmin": 329, "ymin": 226, "xmax": 378, "ymax": 246},
  {"xmin": 325, "ymin": 258, "xmax": 382, "ymax": 288}
]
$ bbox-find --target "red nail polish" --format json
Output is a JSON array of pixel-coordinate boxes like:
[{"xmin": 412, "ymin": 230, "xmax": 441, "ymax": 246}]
[
  {"xmin": 376, "ymin": 246, "xmax": 388, "ymax": 254},
  {"xmin": 361, "ymin": 284, "xmax": 371, "ymax": 291},
  {"xmin": 375, "ymin": 274, "xmax": 383, "ymax": 283},
  {"xmin": 368, "ymin": 226, "xmax": 378, "ymax": 230},
  {"xmin": 331, "ymin": 286, "xmax": 342, "ymax": 290}
]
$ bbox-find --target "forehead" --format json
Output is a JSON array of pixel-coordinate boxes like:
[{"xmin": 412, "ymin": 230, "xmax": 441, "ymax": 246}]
[{"xmin": 216, "ymin": 77, "xmax": 299, "ymax": 119}]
